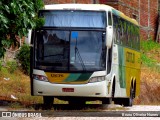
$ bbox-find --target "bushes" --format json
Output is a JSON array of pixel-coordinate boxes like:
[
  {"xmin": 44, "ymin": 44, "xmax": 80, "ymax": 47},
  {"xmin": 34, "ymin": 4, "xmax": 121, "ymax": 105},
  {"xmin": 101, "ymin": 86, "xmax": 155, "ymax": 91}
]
[
  {"xmin": 6, "ymin": 60, "xmax": 18, "ymax": 73},
  {"xmin": 140, "ymin": 40, "xmax": 160, "ymax": 72},
  {"xmin": 0, "ymin": 60, "xmax": 2, "ymax": 71},
  {"xmin": 0, "ymin": 60, "xmax": 18, "ymax": 74},
  {"xmin": 16, "ymin": 44, "xmax": 30, "ymax": 75}
]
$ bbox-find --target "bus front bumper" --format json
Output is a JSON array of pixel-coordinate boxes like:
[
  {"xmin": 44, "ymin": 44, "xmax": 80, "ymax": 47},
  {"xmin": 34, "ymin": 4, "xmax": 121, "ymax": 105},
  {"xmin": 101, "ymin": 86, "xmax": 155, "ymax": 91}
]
[{"xmin": 32, "ymin": 80, "xmax": 109, "ymax": 98}]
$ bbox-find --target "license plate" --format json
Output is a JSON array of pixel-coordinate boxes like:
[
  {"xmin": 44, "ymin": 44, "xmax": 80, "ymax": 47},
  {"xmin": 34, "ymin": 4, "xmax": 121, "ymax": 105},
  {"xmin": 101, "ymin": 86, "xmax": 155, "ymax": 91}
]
[{"xmin": 62, "ymin": 88, "xmax": 74, "ymax": 92}]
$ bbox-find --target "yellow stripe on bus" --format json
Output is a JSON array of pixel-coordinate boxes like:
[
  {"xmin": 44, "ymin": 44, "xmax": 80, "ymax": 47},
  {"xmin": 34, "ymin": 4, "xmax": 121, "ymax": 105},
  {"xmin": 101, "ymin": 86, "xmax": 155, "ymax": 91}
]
[
  {"xmin": 45, "ymin": 73, "xmax": 70, "ymax": 83},
  {"xmin": 124, "ymin": 48, "xmax": 141, "ymax": 97}
]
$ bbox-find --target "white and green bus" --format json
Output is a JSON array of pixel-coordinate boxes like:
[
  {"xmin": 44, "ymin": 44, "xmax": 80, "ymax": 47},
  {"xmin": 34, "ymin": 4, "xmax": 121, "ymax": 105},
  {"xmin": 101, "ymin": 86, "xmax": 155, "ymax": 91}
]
[{"xmin": 30, "ymin": 4, "xmax": 140, "ymax": 106}]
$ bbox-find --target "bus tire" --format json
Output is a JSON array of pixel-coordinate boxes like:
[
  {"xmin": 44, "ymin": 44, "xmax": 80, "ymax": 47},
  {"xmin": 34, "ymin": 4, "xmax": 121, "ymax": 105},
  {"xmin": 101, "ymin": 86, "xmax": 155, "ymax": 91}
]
[
  {"xmin": 102, "ymin": 98, "xmax": 112, "ymax": 104},
  {"xmin": 123, "ymin": 86, "xmax": 134, "ymax": 107},
  {"xmin": 43, "ymin": 96, "xmax": 54, "ymax": 110},
  {"xmin": 114, "ymin": 98, "xmax": 123, "ymax": 105},
  {"xmin": 102, "ymin": 80, "xmax": 115, "ymax": 104},
  {"xmin": 114, "ymin": 86, "xmax": 134, "ymax": 107},
  {"xmin": 133, "ymin": 81, "xmax": 136, "ymax": 98}
]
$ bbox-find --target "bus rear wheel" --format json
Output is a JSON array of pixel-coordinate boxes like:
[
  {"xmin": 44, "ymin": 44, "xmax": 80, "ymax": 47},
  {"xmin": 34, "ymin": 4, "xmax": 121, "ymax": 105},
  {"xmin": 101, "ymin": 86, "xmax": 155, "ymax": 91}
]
[
  {"xmin": 114, "ymin": 86, "xmax": 134, "ymax": 107},
  {"xmin": 123, "ymin": 86, "xmax": 134, "ymax": 107}
]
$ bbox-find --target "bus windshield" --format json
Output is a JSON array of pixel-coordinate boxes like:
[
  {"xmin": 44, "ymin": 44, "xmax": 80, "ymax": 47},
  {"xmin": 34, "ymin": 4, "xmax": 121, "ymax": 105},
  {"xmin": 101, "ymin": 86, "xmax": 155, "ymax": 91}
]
[
  {"xmin": 34, "ymin": 10, "xmax": 106, "ymax": 72},
  {"xmin": 35, "ymin": 30, "xmax": 106, "ymax": 72}
]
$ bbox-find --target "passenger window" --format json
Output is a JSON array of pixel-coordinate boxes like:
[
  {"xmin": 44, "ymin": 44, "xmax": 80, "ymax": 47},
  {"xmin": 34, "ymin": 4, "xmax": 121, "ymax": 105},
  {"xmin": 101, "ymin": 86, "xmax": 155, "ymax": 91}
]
[{"xmin": 108, "ymin": 11, "xmax": 112, "ymax": 26}]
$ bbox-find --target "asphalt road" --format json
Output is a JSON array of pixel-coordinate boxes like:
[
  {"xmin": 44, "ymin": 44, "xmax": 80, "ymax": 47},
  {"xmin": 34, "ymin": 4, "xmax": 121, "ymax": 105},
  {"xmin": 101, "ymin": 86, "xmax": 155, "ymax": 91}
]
[{"xmin": 0, "ymin": 101, "xmax": 160, "ymax": 120}]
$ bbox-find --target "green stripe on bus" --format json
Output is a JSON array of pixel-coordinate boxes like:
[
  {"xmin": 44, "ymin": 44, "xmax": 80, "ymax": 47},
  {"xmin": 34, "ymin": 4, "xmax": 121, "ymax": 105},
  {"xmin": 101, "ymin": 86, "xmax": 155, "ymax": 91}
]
[
  {"xmin": 64, "ymin": 73, "xmax": 81, "ymax": 82},
  {"xmin": 112, "ymin": 9, "xmax": 120, "ymax": 16},
  {"xmin": 76, "ymin": 73, "xmax": 92, "ymax": 82},
  {"xmin": 64, "ymin": 73, "xmax": 92, "ymax": 82}
]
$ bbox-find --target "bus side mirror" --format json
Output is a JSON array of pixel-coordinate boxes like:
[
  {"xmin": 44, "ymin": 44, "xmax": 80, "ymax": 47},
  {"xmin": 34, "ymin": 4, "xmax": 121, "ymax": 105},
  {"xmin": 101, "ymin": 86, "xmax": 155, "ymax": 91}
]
[{"xmin": 106, "ymin": 26, "xmax": 113, "ymax": 48}]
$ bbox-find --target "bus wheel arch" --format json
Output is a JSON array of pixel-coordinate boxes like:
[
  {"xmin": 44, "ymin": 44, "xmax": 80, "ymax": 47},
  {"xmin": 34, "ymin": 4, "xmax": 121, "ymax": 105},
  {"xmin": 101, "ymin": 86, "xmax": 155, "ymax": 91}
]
[
  {"xmin": 125, "ymin": 78, "xmax": 135, "ymax": 106},
  {"xmin": 131, "ymin": 78, "xmax": 136, "ymax": 98},
  {"xmin": 121, "ymin": 78, "xmax": 135, "ymax": 107},
  {"xmin": 133, "ymin": 79, "xmax": 136, "ymax": 98},
  {"xmin": 102, "ymin": 76, "xmax": 115, "ymax": 104}
]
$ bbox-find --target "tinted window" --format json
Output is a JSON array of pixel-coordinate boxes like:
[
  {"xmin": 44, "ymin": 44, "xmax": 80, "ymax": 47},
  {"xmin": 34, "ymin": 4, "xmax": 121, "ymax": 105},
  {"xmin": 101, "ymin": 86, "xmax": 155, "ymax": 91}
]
[
  {"xmin": 35, "ymin": 30, "xmax": 106, "ymax": 71},
  {"xmin": 39, "ymin": 10, "xmax": 106, "ymax": 28}
]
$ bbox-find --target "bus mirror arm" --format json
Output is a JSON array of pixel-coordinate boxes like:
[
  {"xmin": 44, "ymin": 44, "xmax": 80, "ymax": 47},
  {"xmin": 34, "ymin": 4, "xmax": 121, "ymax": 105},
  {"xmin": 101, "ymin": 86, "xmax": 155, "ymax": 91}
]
[{"xmin": 106, "ymin": 26, "xmax": 113, "ymax": 48}]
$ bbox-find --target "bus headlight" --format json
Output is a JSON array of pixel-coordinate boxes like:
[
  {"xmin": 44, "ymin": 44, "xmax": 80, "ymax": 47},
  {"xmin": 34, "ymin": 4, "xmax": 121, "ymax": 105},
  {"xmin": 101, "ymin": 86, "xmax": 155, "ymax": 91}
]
[
  {"xmin": 89, "ymin": 76, "xmax": 105, "ymax": 83},
  {"xmin": 33, "ymin": 74, "xmax": 48, "ymax": 82}
]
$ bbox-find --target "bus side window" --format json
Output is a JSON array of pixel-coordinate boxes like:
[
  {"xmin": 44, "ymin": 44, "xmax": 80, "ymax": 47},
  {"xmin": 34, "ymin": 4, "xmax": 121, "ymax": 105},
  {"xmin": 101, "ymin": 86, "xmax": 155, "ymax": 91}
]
[
  {"xmin": 115, "ymin": 16, "xmax": 120, "ymax": 44},
  {"xmin": 122, "ymin": 20, "xmax": 126, "ymax": 46},
  {"xmin": 108, "ymin": 11, "xmax": 112, "ymax": 26},
  {"xmin": 107, "ymin": 48, "xmax": 112, "ymax": 74},
  {"xmin": 136, "ymin": 27, "xmax": 140, "ymax": 50},
  {"xmin": 128, "ymin": 23, "xmax": 132, "ymax": 48},
  {"xmin": 126, "ymin": 22, "xmax": 130, "ymax": 46},
  {"xmin": 119, "ymin": 19, "xmax": 124, "ymax": 45},
  {"xmin": 132, "ymin": 25, "xmax": 136, "ymax": 49},
  {"xmin": 113, "ymin": 15, "xmax": 117, "ymax": 43}
]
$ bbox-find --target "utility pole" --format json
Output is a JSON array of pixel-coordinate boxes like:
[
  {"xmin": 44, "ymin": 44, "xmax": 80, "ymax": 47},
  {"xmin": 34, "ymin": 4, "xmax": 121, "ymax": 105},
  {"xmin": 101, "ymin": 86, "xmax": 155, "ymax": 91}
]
[
  {"xmin": 148, "ymin": 0, "xmax": 150, "ymax": 39},
  {"xmin": 139, "ymin": 0, "xmax": 140, "ymax": 25},
  {"xmin": 92, "ymin": 0, "xmax": 98, "ymax": 4}
]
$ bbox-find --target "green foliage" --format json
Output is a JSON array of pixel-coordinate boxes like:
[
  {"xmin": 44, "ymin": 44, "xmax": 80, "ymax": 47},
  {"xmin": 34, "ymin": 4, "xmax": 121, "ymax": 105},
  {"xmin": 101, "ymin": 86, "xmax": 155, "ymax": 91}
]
[
  {"xmin": 16, "ymin": 44, "xmax": 30, "ymax": 75},
  {"xmin": 141, "ymin": 54, "xmax": 156, "ymax": 67},
  {"xmin": 0, "ymin": 60, "xmax": 2, "ymax": 71},
  {"xmin": 141, "ymin": 40, "xmax": 160, "ymax": 68},
  {"xmin": 6, "ymin": 60, "xmax": 18, "ymax": 74},
  {"xmin": 10, "ymin": 102, "xmax": 23, "ymax": 109},
  {"xmin": 141, "ymin": 40, "xmax": 160, "ymax": 52},
  {"xmin": 0, "ymin": 0, "xmax": 44, "ymax": 58}
]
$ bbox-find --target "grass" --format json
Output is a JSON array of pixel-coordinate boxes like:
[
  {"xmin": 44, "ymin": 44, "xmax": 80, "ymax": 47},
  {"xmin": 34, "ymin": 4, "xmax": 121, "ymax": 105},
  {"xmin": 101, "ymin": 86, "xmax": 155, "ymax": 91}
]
[
  {"xmin": 141, "ymin": 40, "xmax": 160, "ymax": 52},
  {"xmin": 0, "ymin": 66, "xmax": 67, "ymax": 106},
  {"xmin": 134, "ymin": 66, "xmax": 160, "ymax": 105},
  {"xmin": 140, "ymin": 40, "xmax": 160, "ymax": 72},
  {"xmin": 133, "ymin": 40, "xmax": 160, "ymax": 105},
  {"xmin": 0, "ymin": 67, "xmax": 43, "ymax": 105}
]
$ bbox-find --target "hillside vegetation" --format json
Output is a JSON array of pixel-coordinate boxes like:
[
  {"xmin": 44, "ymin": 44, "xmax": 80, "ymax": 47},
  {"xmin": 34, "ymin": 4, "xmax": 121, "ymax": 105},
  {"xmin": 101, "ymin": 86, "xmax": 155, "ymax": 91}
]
[
  {"xmin": 134, "ymin": 40, "xmax": 160, "ymax": 105},
  {"xmin": 0, "ymin": 40, "xmax": 160, "ymax": 105}
]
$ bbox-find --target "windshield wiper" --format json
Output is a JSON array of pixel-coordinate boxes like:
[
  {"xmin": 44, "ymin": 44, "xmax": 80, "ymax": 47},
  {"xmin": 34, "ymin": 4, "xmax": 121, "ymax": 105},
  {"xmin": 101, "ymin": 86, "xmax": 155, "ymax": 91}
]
[
  {"xmin": 75, "ymin": 46, "xmax": 86, "ymax": 71},
  {"xmin": 74, "ymin": 36, "xmax": 86, "ymax": 71}
]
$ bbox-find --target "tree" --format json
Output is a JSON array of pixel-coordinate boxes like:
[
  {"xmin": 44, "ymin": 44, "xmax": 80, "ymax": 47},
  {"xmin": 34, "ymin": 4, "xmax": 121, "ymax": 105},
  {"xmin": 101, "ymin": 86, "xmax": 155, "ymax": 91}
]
[{"xmin": 0, "ymin": 0, "xmax": 44, "ymax": 58}]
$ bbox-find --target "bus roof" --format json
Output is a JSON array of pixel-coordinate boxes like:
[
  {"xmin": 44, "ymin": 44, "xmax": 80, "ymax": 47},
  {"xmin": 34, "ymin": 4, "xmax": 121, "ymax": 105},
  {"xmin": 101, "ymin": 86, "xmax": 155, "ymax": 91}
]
[
  {"xmin": 45, "ymin": 4, "xmax": 113, "ymax": 11},
  {"xmin": 44, "ymin": 4, "xmax": 139, "ymax": 26},
  {"xmin": 112, "ymin": 9, "xmax": 139, "ymax": 26}
]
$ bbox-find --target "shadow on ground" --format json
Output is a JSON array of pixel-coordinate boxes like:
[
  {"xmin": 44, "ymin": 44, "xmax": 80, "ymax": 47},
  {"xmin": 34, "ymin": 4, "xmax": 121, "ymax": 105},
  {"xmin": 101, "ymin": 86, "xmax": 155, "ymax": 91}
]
[{"xmin": 0, "ymin": 100, "xmax": 122, "ymax": 111}]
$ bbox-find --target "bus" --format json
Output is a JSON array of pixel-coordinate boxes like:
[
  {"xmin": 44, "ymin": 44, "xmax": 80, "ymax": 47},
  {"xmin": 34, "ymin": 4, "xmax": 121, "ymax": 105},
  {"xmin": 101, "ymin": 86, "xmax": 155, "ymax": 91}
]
[{"xmin": 30, "ymin": 4, "xmax": 140, "ymax": 107}]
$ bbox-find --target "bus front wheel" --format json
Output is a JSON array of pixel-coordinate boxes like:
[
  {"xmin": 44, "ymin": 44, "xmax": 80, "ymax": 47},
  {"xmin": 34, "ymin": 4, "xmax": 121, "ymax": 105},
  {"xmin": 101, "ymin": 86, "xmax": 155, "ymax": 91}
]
[
  {"xmin": 102, "ymin": 98, "xmax": 112, "ymax": 104},
  {"xmin": 43, "ymin": 96, "xmax": 54, "ymax": 109}
]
